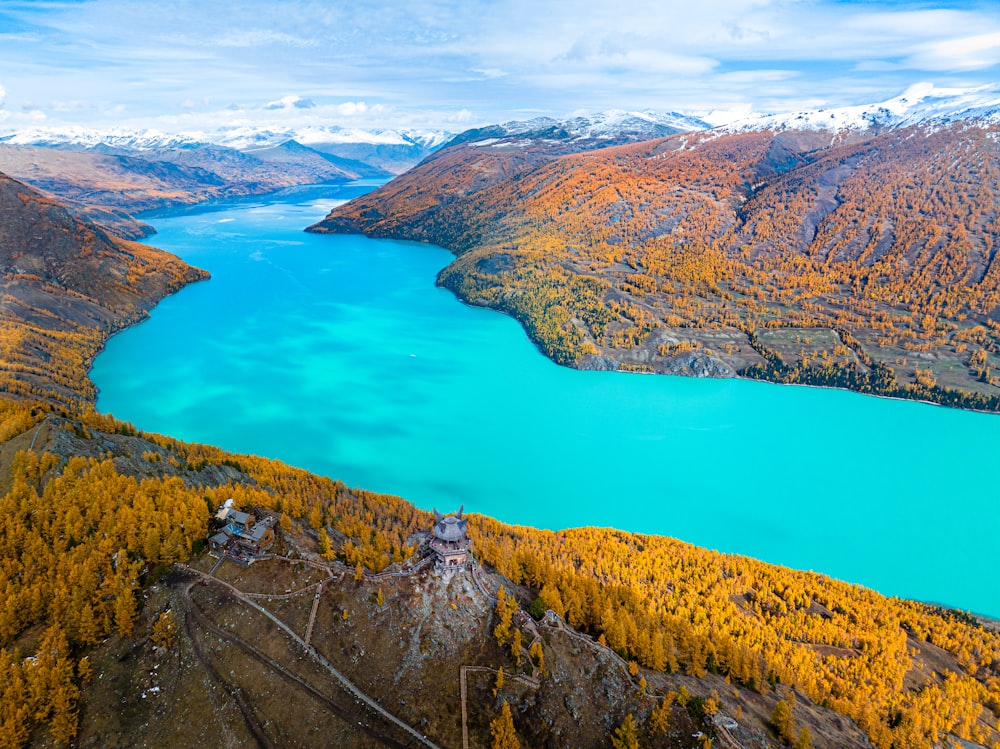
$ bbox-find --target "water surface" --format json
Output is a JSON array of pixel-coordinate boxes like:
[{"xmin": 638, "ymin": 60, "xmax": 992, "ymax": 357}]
[{"xmin": 92, "ymin": 183, "xmax": 1000, "ymax": 616}]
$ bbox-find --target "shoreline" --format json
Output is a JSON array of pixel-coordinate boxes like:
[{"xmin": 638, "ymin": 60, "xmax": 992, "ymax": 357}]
[
  {"xmin": 321, "ymin": 223, "xmax": 1000, "ymax": 416},
  {"xmin": 446, "ymin": 277, "xmax": 1000, "ymax": 416},
  {"xmin": 81, "ymin": 190, "xmax": 999, "ymax": 619}
]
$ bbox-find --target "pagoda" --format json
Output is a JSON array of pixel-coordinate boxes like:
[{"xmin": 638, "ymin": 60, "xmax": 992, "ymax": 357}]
[{"xmin": 428, "ymin": 505, "xmax": 471, "ymax": 577}]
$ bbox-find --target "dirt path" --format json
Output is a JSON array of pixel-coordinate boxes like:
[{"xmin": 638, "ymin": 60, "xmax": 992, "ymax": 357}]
[
  {"xmin": 184, "ymin": 581, "xmax": 410, "ymax": 749},
  {"xmin": 181, "ymin": 582, "xmax": 275, "ymax": 749},
  {"xmin": 304, "ymin": 582, "xmax": 322, "ymax": 645},
  {"xmin": 177, "ymin": 564, "xmax": 444, "ymax": 749}
]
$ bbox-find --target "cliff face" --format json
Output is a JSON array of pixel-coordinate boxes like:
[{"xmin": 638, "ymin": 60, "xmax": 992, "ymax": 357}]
[{"xmin": 0, "ymin": 171, "xmax": 207, "ymax": 406}]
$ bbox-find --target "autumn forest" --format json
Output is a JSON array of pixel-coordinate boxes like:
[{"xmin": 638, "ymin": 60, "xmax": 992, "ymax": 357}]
[
  {"xmin": 314, "ymin": 123, "xmax": 1000, "ymax": 411},
  {"xmin": 1, "ymin": 117, "xmax": 1000, "ymax": 748}
]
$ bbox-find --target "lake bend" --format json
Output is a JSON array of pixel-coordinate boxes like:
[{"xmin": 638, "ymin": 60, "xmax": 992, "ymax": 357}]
[{"xmin": 91, "ymin": 182, "xmax": 1000, "ymax": 618}]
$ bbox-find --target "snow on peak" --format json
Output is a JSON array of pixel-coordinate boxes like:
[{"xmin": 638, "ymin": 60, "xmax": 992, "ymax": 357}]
[
  {"xmin": 0, "ymin": 125, "xmax": 207, "ymax": 150},
  {"xmin": 483, "ymin": 109, "xmax": 709, "ymax": 142},
  {"xmin": 722, "ymin": 83, "xmax": 1000, "ymax": 134},
  {"xmin": 563, "ymin": 109, "xmax": 711, "ymax": 138},
  {"xmin": 0, "ymin": 124, "xmax": 454, "ymax": 153}
]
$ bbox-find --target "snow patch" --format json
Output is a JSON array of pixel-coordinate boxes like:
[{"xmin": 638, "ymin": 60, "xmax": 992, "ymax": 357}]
[
  {"xmin": 721, "ymin": 82, "xmax": 1000, "ymax": 134},
  {"xmin": 0, "ymin": 123, "xmax": 453, "ymax": 154}
]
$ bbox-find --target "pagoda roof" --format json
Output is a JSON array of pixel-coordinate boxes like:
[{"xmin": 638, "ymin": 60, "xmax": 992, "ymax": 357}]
[{"xmin": 432, "ymin": 506, "xmax": 468, "ymax": 542}]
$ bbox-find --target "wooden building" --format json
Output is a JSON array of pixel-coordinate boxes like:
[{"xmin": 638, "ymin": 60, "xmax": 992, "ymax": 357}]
[{"xmin": 209, "ymin": 500, "xmax": 276, "ymax": 565}]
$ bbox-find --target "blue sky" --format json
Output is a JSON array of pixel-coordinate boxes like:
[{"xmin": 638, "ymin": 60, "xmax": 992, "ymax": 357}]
[{"xmin": 0, "ymin": 0, "xmax": 998, "ymax": 132}]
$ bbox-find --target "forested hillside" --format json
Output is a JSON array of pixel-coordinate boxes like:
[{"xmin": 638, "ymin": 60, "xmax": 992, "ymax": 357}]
[
  {"xmin": 312, "ymin": 121, "xmax": 1000, "ymax": 410},
  {"xmin": 0, "ymin": 142, "xmax": 366, "ymax": 239},
  {"xmin": 0, "ymin": 163, "xmax": 998, "ymax": 749},
  {"xmin": 0, "ymin": 172, "xmax": 207, "ymax": 407}
]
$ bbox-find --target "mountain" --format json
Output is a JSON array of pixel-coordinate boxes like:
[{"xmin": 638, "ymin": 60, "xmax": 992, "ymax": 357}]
[
  {"xmin": 0, "ymin": 140, "xmax": 363, "ymax": 239},
  {"xmin": 243, "ymin": 138, "xmax": 390, "ymax": 180},
  {"xmin": 311, "ymin": 92, "xmax": 1000, "ymax": 411},
  {"xmin": 0, "ymin": 170, "xmax": 207, "ymax": 406},
  {"xmin": 724, "ymin": 81, "xmax": 1000, "ymax": 133},
  {"xmin": 446, "ymin": 109, "xmax": 710, "ymax": 147},
  {"xmin": 0, "ymin": 124, "xmax": 455, "ymax": 236},
  {"xmin": 308, "ymin": 109, "xmax": 712, "ymax": 244},
  {"xmin": 216, "ymin": 125, "xmax": 451, "ymax": 175},
  {"xmin": 0, "ymin": 153, "xmax": 998, "ymax": 749},
  {"xmin": 0, "ymin": 124, "xmax": 452, "ymax": 176},
  {"xmin": 0, "ymin": 125, "xmax": 207, "ymax": 152}
]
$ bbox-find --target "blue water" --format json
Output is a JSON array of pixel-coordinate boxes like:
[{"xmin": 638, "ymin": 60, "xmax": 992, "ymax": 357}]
[{"xmin": 91, "ymin": 183, "xmax": 1000, "ymax": 617}]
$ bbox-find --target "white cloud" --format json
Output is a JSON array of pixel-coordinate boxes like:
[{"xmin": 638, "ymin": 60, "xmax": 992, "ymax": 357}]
[
  {"xmin": 214, "ymin": 29, "xmax": 317, "ymax": 48},
  {"xmin": 263, "ymin": 95, "xmax": 317, "ymax": 111},
  {"xmin": 471, "ymin": 68, "xmax": 507, "ymax": 79},
  {"xmin": 0, "ymin": 0, "xmax": 998, "ymax": 132},
  {"xmin": 909, "ymin": 32, "xmax": 1000, "ymax": 72},
  {"xmin": 335, "ymin": 102, "xmax": 368, "ymax": 116}
]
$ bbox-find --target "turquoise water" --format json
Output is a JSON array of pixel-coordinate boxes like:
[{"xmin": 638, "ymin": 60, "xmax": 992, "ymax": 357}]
[{"xmin": 92, "ymin": 183, "xmax": 1000, "ymax": 617}]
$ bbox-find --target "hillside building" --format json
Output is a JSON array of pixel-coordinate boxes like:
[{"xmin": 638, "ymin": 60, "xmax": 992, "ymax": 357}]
[
  {"xmin": 429, "ymin": 505, "xmax": 471, "ymax": 578},
  {"xmin": 209, "ymin": 499, "xmax": 276, "ymax": 565}
]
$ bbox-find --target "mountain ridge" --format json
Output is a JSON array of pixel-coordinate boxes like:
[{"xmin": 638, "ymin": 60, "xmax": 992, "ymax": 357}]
[
  {"xmin": 0, "ymin": 153, "xmax": 999, "ymax": 749},
  {"xmin": 720, "ymin": 82, "xmax": 1000, "ymax": 133},
  {"xmin": 311, "ymin": 90, "xmax": 1000, "ymax": 412},
  {"xmin": 0, "ymin": 170, "xmax": 208, "ymax": 406}
]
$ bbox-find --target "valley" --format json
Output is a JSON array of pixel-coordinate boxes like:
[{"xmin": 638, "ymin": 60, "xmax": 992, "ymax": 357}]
[
  {"xmin": 1, "ymin": 99, "xmax": 1000, "ymax": 749},
  {"xmin": 0, "ymin": 124, "xmax": 447, "ymax": 239}
]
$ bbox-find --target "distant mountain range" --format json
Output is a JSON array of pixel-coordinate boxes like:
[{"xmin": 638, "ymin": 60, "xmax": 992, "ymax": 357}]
[
  {"xmin": 4, "ymin": 84, "xmax": 1000, "ymax": 243},
  {"xmin": 0, "ymin": 112, "xmax": 711, "ymax": 238},
  {"xmin": 0, "ymin": 124, "xmax": 455, "ymax": 238},
  {"xmin": 0, "ymin": 124, "xmax": 452, "ymax": 175},
  {"xmin": 722, "ymin": 81, "xmax": 1000, "ymax": 133},
  {"xmin": 446, "ymin": 109, "xmax": 709, "ymax": 147}
]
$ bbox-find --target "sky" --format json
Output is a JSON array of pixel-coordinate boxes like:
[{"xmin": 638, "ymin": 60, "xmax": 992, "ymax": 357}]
[{"xmin": 0, "ymin": 0, "xmax": 998, "ymax": 133}]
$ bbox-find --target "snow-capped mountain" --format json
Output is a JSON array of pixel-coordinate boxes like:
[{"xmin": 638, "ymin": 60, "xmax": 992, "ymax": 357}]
[
  {"xmin": 211, "ymin": 125, "xmax": 451, "ymax": 152},
  {"xmin": 723, "ymin": 82, "xmax": 1000, "ymax": 133},
  {"xmin": 0, "ymin": 124, "xmax": 452, "ymax": 152},
  {"xmin": 449, "ymin": 109, "xmax": 710, "ymax": 148},
  {"xmin": 0, "ymin": 124, "xmax": 453, "ymax": 175},
  {"xmin": 523, "ymin": 109, "xmax": 711, "ymax": 139},
  {"xmin": 0, "ymin": 126, "xmax": 208, "ymax": 151}
]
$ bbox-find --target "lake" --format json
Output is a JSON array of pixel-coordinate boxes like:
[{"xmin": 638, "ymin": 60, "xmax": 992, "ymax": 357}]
[{"xmin": 91, "ymin": 182, "xmax": 1000, "ymax": 617}]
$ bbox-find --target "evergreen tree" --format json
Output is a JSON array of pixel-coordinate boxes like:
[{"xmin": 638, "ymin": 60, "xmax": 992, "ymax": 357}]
[
  {"xmin": 770, "ymin": 699, "xmax": 795, "ymax": 743},
  {"xmin": 793, "ymin": 726, "xmax": 813, "ymax": 749},
  {"xmin": 648, "ymin": 698, "xmax": 671, "ymax": 736},
  {"xmin": 490, "ymin": 701, "xmax": 519, "ymax": 749},
  {"xmin": 611, "ymin": 713, "xmax": 639, "ymax": 749},
  {"xmin": 151, "ymin": 610, "xmax": 176, "ymax": 650}
]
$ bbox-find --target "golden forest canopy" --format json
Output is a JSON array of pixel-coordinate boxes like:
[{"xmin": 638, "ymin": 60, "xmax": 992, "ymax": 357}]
[
  {"xmin": 1, "ymin": 399, "xmax": 999, "ymax": 749},
  {"xmin": 313, "ymin": 122, "xmax": 1000, "ymax": 410},
  {"xmin": 0, "ymin": 157, "xmax": 998, "ymax": 749}
]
